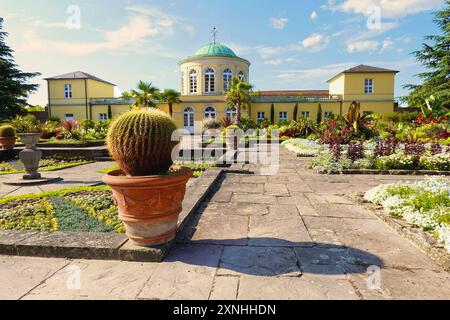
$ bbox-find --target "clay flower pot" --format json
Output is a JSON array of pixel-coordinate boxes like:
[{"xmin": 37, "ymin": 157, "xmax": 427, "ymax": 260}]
[
  {"xmin": 0, "ymin": 136, "xmax": 16, "ymax": 150},
  {"xmin": 102, "ymin": 166, "xmax": 193, "ymax": 247},
  {"xmin": 17, "ymin": 133, "xmax": 42, "ymax": 179}
]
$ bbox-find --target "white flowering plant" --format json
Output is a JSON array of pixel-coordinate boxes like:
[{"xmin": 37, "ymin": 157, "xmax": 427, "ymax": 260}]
[
  {"xmin": 364, "ymin": 176, "xmax": 450, "ymax": 252},
  {"xmin": 282, "ymin": 139, "xmax": 327, "ymax": 157}
]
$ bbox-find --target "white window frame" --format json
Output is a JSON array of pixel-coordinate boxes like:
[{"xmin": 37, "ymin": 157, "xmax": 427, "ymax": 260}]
[
  {"xmin": 223, "ymin": 68, "xmax": 233, "ymax": 91},
  {"xmin": 99, "ymin": 113, "xmax": 108, "ymax": 121},
  {"xmin": 324, "ymin": 111, "xmax": 333, "ymax": 119},
  {"xmin": 301, "ymin": 111, "xmax": 310, "ymax": 118},
  {"xmin": 257, "ymin": 112, "xmax": 265, "ymax": 121},
  {"xmin": 189, "ymin": 70, "xmax": 197, "ymax": 94},
  {"xmin": 279, "ymin": 111, "xmax": 288, "ymax": 121},
  {"xmin": 64, "ymin": 84, "xmax": 72, "ymax": 99},
  {"xmin": 65, "ymin": 114, "xmax": 74, "ymax": 120},
  {"xmin": 204, "ymin": 106, "xmax": 216, "ymax": 119},
  {"xmin": 183, "ymin": 107, "xmax": 194, "ymax": 128},
  {"xmin": 226, "ymin": 106, "xmax": 237, "ymax": 120},
  {"xmin": 204, "ymin": 68, "xmax": 215, "ymax": 93},
  {"xmin": 364, "ymin": 78, "xmax": 374, "ymax": 94}
]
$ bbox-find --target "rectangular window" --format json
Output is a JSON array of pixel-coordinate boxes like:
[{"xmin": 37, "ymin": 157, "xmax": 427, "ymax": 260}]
[
  {"xmin": 324, "ymin": 111, "xmax": 333, "ymax": 119},
  {"xmin": 279, "ymin": 112, "xmax": 288, "ymax": 121},
  {"xmin": 301, "ymin": 111, "xmax": 310, "ymax": 118},
  {"xmin": 99, "ymin": 113, "xmax": 108, "ymax": 121},
  {"xmin": 64, "ymin": 84, "xmax": 72, "ymax": 99},
  {"xmin": 257, "ymin": 112, "xmax": 265, "ymax": 120},
  {"xmin": 65, "ymin": 114, "xmax": 74, "ymax": 120},
  {"xmin": 364, "ymin": 79, "xmax": 373, "ymax": 94}
]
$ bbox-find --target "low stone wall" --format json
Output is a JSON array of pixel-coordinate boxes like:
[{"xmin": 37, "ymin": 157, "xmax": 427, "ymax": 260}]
[{"xmin": 0, "ymin": 167, "xmax": 224, "ymax": 262}]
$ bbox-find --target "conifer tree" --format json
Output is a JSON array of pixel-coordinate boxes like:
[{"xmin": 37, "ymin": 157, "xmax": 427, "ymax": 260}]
[
  {"xmin": 403, "ymin": 2, "xmax": 450, "ymax": 109},
  {"xmin": 0, "ymin": 18, "xmax": 40, "ymax": 119}
]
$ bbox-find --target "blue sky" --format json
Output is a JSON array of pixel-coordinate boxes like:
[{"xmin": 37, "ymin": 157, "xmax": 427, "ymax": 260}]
[{"xmin": 1, "ymin": 0, "xmax": 446, "ymax": 106}]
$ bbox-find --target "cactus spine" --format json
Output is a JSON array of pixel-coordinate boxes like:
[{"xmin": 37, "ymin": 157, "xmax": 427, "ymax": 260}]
[
  {"xmin": 0, "ymin": 125, "xmax": 16, "ymax": 138},
  {"xmin": 106, "ymin": 108, "xmax": 178, "ymax": 176}
]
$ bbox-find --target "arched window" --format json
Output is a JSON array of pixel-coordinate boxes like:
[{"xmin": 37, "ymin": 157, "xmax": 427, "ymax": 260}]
[
  {"xmin": 204, "ymin": 106, "xmax": 216, "ymax": 119},
  {"xmin": 223, "ymin": 68, "xmax": 233, "ymax": 91},
  {"xmin": 183, "ymin": 107, "xmax": 194, "ymax": 132},
  {"xmin": 204, "ymin": 68, "xmax": 215, "ymax": 93},
  {"xmin": 189, "ymin": 70, "xmax": 197, "ymax": 94},
  {"xmin": 238, "ymin": 71, "xmax": 245, "ymax": 81},
  {"xmin": 226, "ymin": 106, "xmax": 237, "ymax": 120}
]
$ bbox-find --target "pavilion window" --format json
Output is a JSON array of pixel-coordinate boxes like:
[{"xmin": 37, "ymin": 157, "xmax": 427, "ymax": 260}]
[
  {"xmin": 204, "ymin": 68, "xmax": 215, "ymax": 93},
  {"xmin": 189, "ymin": 70, "xmax": 197, "ymax": 94},
  {"xmin": 223, "ymin": 69, "xmax": 233, "ymax": 91},
  {"xmin": 238, "ymin": 71, "xmax": 245, "ymax": 81},
  {"xmin": 279, "ymin": 111, "xmax": 288, "ymax": 121},
  {"xmin": 205, "ymin": 106, "xmax": 216, "ymax": 119}
]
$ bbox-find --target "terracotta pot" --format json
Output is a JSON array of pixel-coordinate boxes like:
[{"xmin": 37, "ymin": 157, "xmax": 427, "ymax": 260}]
[
  {"xmin": 102, "ymin": 166, "xmax": 193, "ymax": 247},
  {"xmin": 0, "ymin": 136, "xmax": 16, "ymax": 150}
]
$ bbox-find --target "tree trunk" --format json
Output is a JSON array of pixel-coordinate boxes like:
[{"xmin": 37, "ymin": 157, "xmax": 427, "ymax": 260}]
[
  {"xmin": 169, "ymin": 103, "xmax": 173, "ymax": 117},
  {"xmin": 237, "ymin": 98, "xmax": 241, "ymax": 125}
]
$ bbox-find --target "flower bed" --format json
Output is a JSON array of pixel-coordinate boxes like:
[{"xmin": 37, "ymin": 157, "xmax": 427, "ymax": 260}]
[
  {"xmin": 0, "ymin": 155, "xmax": 93, "ymax": 175},
  {"xmin": 0, "ymin": 186, "xmax": 123, "ymax": 233},
  {"xmin": 281, "ymin": 139, "xmax": 326, "ymax": 157},
  {"xmin": 364, "ymin": 176, "xmax": 450, "ymax": 252},
  {"xmin": 308, "ymin": 139, "xmax": 450, "ymax": 174}
]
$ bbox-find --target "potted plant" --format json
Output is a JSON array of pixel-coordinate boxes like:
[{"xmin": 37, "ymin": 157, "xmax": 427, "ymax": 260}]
[
  {"xmin": 203, "ymin": 119, "xmax": 221, "ymax": 136},
  {"xmin": 225, "ymin": 124, "xmax": 241, "ymax": 150},
  {"xmin": 102, "ymin": 108, "xmax": 192, "ymax": 247},
  {"xmin": 0, "ymin": 125, "xmax": 17, "ymax": 150}
]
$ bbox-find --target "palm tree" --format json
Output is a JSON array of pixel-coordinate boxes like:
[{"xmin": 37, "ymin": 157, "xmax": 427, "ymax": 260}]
[
  {"xmin": 160, "ymin": 89, "xmax": 181, "ymax": 117},
  {"xmin": 225, "ymin": 76, "xmax": 253, "ymax": 124},
  {"xmin": 123, "ymin": 81, "xmax": 160, "ymax": 109}
]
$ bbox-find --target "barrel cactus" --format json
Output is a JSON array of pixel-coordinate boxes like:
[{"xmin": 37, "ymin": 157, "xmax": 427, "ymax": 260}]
[
  {"xmin": 106, "ymin": 108, "xmax": 178, "ymax": 176},
  {"xmin": 0, "ymin": 125, "xmax": 16, "ymax": 138}
]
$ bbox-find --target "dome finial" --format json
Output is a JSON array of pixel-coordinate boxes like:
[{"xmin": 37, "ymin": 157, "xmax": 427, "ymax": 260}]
[{"xmin": 211, "ymin": 26, "xmax": 218, "ymax": 45}]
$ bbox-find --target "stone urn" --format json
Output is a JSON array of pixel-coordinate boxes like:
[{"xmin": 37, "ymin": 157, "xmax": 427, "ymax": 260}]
[
  {"xmin": 102, "ymin": 167, "xmax": 192, "ymax": 246},
  {"xmin": 18, "ymin": 133, "xmax": 42, "ymax": 179}
]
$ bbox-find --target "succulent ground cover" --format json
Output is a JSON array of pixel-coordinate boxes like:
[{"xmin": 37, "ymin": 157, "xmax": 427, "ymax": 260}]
[
  {"xmin": 364, "ymin": 176, "xmax": 450, "ymax": 252},
  {"xmin": 0, "ymin": 186, "xmax": 123, "ymax": 233},
  {"xmin": 0, "ymin": 155, "xmax": 93, "ymax": 175}
]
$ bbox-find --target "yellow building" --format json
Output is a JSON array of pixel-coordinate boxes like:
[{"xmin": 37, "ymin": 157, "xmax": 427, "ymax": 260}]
[{"xmin": 46, "ymin": 43, "xmax": 399, "ymax": 131}]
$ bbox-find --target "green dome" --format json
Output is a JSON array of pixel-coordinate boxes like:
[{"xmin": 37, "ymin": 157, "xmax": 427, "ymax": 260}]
[{"xmin": 194, "ymin": 43, "xmax": 237, "ymax": 58}]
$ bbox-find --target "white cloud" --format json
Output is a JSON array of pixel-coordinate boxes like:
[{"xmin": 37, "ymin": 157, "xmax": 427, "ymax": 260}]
[
  {"xmin": 276, "ymin": 62, "xmax": 357, "ymax": 85},
  {"xmin": 323, "ymin": 0, "xmax": 444, "ymax": 19},
  {"xmin": 346, "ymin": 40, "xmax": 379, "ymax": 53},
  {"xmin": 310, "ymin": 11, "xmax": 318, "ymax": 20},
  {"xmin": 301, "ymin": 33, "xmax": 330, "ymax": 52},
  {"xmin": 270, "ymin": 17, "xmax": 289, "ymax": 29},
  {"xmin": 17, "ymin": 5, "xmax": 188, "ymax": 57},
  {"xmin": 264, "ymin": 59, "xmax": 284, "ymax": 65}
]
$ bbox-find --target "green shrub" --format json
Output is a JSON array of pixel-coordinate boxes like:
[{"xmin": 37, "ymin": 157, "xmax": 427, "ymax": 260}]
[{"xmin": 0, "ymin": 125, "xmax": 16, "ymax": 138}]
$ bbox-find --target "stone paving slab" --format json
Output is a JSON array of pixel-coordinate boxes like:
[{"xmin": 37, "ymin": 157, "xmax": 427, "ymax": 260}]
[
  {"xmin": 237, "ymin": 275, "xmax": 359, "ymax": 300},
  {"xmin": 217, "ymin": 246, "xmax": 301, "ymax": 277},
  {"xmin": 22, "ymin": 259, "xmax": 159, "ymax": 300},
  {"xmin": 0, "ymin": 256, "xmax": 69, "ymax": 300}
]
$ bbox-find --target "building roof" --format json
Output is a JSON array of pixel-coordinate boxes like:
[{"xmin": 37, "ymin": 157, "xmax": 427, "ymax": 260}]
[
  {"xmin": 44, "ymin": 71, "xmax": 115, "ymax": 85},
  {"xmin": 194, "ymin": 43, "xmax": 237, "ymax": 58},
  {"xmin": 327, "ymin": 64, "xmax": 399, "ymax": 83},
  {"xmin": 257, "ymin": 90, "xmax": 330, "ymax": 97}
]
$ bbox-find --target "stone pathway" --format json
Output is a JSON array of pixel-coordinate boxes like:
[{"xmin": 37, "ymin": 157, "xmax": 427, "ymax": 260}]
[
  {"xmin": 0, "ymin": 161, "xmax": 116, "ymax": 198},
  {"xmin": 0, "ymin": 148, "xmax": 449, "ymax": 300}
]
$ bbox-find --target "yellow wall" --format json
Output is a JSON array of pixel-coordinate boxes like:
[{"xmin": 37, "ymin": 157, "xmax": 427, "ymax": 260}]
[{"xmin": 343, "ymin": 73, "xmax": 395, "ymax": 101}]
